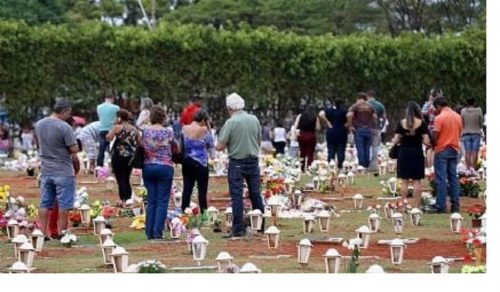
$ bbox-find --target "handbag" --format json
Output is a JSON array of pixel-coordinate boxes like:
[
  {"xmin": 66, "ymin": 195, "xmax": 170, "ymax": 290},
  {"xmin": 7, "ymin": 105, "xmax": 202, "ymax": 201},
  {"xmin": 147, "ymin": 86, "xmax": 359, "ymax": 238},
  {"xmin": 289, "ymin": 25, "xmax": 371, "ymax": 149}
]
[
  {"xmin": 389, "ymin": 144, "xmax": 400, "ymax": 159},
  {"xmin": 129, "ymin": 144, "xmax": 145, "ymax": 169},
  {"xmin": 171, "ymin": 133, "xmax": 184, "ymax": 164}
]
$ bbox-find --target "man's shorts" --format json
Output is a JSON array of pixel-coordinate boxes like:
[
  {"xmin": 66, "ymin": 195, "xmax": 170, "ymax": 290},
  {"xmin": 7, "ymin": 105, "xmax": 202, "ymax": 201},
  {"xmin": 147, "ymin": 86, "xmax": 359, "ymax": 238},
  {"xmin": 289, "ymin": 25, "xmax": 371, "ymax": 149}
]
[
  {"xmin": 40, "ymin": 175, "xmax": 75, "ymax": 210},
  {"xmin": 82, "ymin": 136, "xmax": 98, "ymax": 160},
  {"xmin": 461, "ymin": 134, "xmax": 481, "ymax": 152}
]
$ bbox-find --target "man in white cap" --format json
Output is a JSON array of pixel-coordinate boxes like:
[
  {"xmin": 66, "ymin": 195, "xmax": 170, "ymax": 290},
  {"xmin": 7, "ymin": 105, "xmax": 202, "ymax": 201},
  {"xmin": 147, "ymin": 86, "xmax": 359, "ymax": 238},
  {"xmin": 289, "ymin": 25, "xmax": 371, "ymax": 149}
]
[{"xmin": 216, "ymin": 93, "xmax": 264, "ymax": 238}]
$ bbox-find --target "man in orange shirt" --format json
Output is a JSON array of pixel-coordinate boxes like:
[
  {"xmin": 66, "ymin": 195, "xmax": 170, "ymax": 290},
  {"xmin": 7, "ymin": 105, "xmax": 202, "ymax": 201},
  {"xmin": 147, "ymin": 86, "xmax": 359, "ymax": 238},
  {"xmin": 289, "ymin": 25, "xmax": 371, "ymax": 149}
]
[{"xmin": 431, "ymin": 97, "xmax": 463, "ymax": 213}]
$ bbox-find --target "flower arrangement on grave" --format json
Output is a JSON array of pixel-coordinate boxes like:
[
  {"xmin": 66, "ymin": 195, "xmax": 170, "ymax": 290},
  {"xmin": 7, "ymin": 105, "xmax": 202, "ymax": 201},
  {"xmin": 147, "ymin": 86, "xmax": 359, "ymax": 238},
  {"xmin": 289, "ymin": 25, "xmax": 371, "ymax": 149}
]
[
  {"xmin": 0, "ymin": 211, "xmax": 7, "ymax": 234},
  {"xmin": 467, "ymin": 204, "xmax": 486, "ymax": 220},
  {"xmin": 460, "ymin": 227, "xmax": 486, "ymax": 265},
  {"xmin": 181, "ymin": 206, "xmax": 207, "ymax": 230},
  {"xmin": 90, "ymin": 200, "xmax": 103, "ymax": 219},
  {"xmin": 421, "ymin": 192, "xmax": 435, "ymax": 209},
  {"xmin": 366, "ymin": 204, "xmax": 382, "ymax": 214},
  {"xmin": 60, "ymin": 230, "xmax": 77, "ymax": 247},
  {"xmin": 458, "ymin": 170, "xmax": 482, "ymax": 198},
  {"xmin": 68, "ymin": 210, "xmax": 82, "ymax": 227},
  {"xmin": 0, "ymin": 185, "xmax": 9, "ymax": 204},
  {"xmin": 129, "ymin": 215, "xmax": 145, "ymax": 229},
  {"xmin": 135, "ymin": 187, "xmax": 147, "ymax": 203},
  {"xmin": 380, "ymin": 179, "xmax": 413, "ymax": 197},
  {"xmin": 264, "ymin": 178, "xmax": 285, "ymax": 197},
  {"xmin": 461, "ymin": 265, "xmax": 486, "ymax": 273},
  {"xmin": 137, "ymin": 260, "xmax": 167, "ymax": 273}
]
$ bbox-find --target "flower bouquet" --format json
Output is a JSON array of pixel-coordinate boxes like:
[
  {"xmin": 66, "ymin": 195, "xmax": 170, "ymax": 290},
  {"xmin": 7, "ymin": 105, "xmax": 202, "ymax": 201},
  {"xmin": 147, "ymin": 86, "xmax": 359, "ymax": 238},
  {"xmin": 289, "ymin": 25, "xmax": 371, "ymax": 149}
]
[
  {"xmin": 460, "ymin": 227, "xmax": 486, "ymax": 265},
  {"xmin": 68, "ymin": 210, "xmax": 82, "ymax": 227},
  {"xmin": 458, "ymin": 170, "xmax": 482, "ymax": 198},
  {"xmin": 461, "ymin": 265, "xmax": 486, "ymax": 273},
  {"xmin": 468, "ymin": 204, "xmax": 485, "ymax": 228},
  {"xmin": 60, "ymin": 230, "xmax": 78, "ymax": 247},
  {"xmin": 137, "ymin": 260, "xmax": 167, "ymax": 273}
]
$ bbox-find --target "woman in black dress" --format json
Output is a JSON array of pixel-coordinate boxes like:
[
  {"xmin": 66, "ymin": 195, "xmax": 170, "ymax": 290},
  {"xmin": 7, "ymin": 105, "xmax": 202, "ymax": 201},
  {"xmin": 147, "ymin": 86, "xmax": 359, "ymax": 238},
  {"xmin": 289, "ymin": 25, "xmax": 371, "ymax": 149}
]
[{"xmin": 392, "ymin": 101, "xmax": 430, "ymax": 208}]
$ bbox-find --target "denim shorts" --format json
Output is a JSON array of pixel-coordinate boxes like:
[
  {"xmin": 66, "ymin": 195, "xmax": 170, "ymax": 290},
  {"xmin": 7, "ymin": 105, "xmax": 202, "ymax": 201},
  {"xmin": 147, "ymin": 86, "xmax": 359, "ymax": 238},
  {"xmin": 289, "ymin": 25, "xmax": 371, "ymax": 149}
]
[
  {"xmin": 461, "ymin": 134, "xmax": 481, "ymax": 152},
  {"xmin": 40, "ymin": 175, "xmax": 76, "ymax": 210}
]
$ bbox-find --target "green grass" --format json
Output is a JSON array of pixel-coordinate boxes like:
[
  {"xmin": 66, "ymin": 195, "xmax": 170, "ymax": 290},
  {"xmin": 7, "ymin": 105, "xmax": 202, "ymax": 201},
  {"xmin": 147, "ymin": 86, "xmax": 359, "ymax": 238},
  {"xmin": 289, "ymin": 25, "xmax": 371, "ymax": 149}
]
[{"xmin": 0, "ymin": 170, "xmax": 485, "ymax": 273}]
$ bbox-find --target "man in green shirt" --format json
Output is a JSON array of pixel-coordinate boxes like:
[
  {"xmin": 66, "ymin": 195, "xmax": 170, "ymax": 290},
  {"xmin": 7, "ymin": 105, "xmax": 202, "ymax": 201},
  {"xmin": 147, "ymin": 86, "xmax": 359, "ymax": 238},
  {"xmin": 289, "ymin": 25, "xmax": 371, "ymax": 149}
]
[
  {"xmin": 367, "ymin": 89, "xmax": 387, "ymax": 172},
  {"xmin": 216, "ymin": 93, "xmax": 264, "ymax": 238}
]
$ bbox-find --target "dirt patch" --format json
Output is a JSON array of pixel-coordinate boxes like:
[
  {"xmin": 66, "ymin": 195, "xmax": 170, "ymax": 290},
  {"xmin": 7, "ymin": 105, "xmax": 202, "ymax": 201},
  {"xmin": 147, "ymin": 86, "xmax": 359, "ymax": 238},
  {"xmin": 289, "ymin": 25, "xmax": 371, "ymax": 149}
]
[{"xmin": 279, "ymin": 238, "xmax": 477, "ymax": 261}]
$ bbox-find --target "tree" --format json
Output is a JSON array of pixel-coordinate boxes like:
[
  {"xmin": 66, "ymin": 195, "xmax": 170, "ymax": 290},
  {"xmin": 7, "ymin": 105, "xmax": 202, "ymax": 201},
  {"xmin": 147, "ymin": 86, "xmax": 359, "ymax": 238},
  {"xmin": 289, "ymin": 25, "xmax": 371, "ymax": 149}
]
[{"xmin": 0, "ymin": 0, "xmax": 67, "ymax": 25}]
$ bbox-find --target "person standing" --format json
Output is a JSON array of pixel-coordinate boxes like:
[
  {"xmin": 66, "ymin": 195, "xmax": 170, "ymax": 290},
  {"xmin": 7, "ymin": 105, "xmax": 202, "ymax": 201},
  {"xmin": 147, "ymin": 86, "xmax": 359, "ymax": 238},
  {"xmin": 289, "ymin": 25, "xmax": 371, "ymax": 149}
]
[
  {"xmin": 460, "ymin": 97, "xmax": 483, "ymax": 170},
  {"xmin": 76, "ymin": 121, "xmax": 100, "ymax": 173},
  {"xmin": 392, "ymin": 102, "xmax": 431, "ymax": 208},
  {"xmin": 319, "ymin": 99, "xmax": 348, "ymax": 169},
  {"xmin": 271, "ymin": 122, "xmax": 287, "ymax": 155},
  {"xmin": 97, "ymin": 94, "xmax": 120, "ymax": 167},
  {"xmin": 35, "ymin": 99, "xmax": 79, "ymax": 239},
  {"xmin": 287, "ymin": 124, "xmax": 299, "ymax": 158},
  {"xmin": 106, "ymin": 110, "xmax": 140, "ymax": 205},
  {"xmin": 136, "ymin": 97, "xmax": 154, "ymax": 130},
  {"xmin": 260, "ymin": 121, "xmax": 274, "ymax": 155},
  {"xmin": 216, "ymin": 93, "xmax": 264, "ymax": 238},
  {"xmin": 180, "ymin": 94, "xmax": 202, "ymax": 126},
  {"xmin": 347, "ymin": 93, "xmax": 377, "ymax": 168},
  {"xmin": 295, "ymin": 105, "xmax": 321, "ymax": 172},
  {"xmin": 21, "ymin": 126, "xmax": 35, "ymax": 153},
  {"xmin": 142, "ymin": 105, "xmax": 177, "ymax": 239},
  {"xmin": 366, "ymin": 89, "xmax": 387, "ymax": 172},
  {"xmin": 431, "ymin": 96, "xmax": 463, "ymax": 213},
  {"xmin": 0, "ymin": 125, "xmax": 11, "ymax": 155},
  {"xmin": 181, "ymin": 109, "xmax": 215, "ymax": 214},
  {"xmin": 422, "ymin": 88, "xmax": 442, "ymax": 168}
]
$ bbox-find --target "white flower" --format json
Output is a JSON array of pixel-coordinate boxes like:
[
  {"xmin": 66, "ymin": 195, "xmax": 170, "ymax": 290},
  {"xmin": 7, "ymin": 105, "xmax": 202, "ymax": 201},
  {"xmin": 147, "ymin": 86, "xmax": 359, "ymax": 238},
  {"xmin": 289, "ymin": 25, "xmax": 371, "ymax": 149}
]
[{"xmin": 184, "ymin": 208, "xmax": 193, "ymax": 215}]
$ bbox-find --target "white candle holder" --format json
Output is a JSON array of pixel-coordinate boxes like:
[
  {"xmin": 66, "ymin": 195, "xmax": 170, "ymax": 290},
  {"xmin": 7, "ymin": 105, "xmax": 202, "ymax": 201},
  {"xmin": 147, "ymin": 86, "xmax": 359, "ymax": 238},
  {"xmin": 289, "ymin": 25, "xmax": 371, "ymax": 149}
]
[
  {"xmin": 317, "ymin": 210, "xmax": 331, "ymax": 233},
  {"xmin": 264, "ymin": 226, "xmax": 281, "ymax": 249},
  {"xmin": 392, "ymin": 212, "xmax": 404, "ymax": 234},
  {"xmin": 224, "ymin": 207, "xmax": 233, "ymax": 227},
  {"xmin": 248, "ymin": 209, "xmax": 263, "ymax": 231},
  {"xmin": 352, "ymin": 193, "xmax": 364, "ymax": 210},
  {"xmin": 409, "ymin": 208, "xmax": 422, "ymax": 226},
  {"xmin": 93, "ymin": 216, "xmax": 106, "ymax": 236},
  {"xmin": 292, "ymin": 190, "xmax": 304, "ymax": 209},
  {"xmin": 303, "ymin": 214, "xmax": 316, "ymax": 233},
  {"xmin": 324, "ymin": 248, "xmax": 341, "ymax": 273},
  {"xmin": 347, "ymin": 171, "xmax": 355, "ymax": 185},
  {"xmin": 6, "ymin": 219, "xmax": 19, "ymax": 240},
  {"xmin": 101, "ymin": 238, "xmax": 116, "ymax": 265},
  {"xmin": 191, "ymin": 235, "xmax": 209, "ymax": 265},
  {"xmin": 450, "ymin": 213, "xmax": 463, "ymax": 233},
  {"xmin": 390, "ymin": 238, "xmax": 405, "ymax": 265},
  {"xmin": 111, "ymin": 246, "xmax": 129, "ymax": 273},
  {"xmin": 297, "ymin": 239, "xmax": 313, "ymax": 266},
  {"xmin": 355, "ymin": 225, "xmax": 372, "ymax": 249},
  {"xmin": 368, "ymin": 213, "xmax": 381, "ymax": 233},
  {"xmin": 79, "ymin": 204, "xmax": 91, "ymax": 225},
  {"xmin": 429, "ymin": 256, "xmax": 450, "ymax": 273},
  {"xmin": 216, "ymin": 251, "xmax": 234, "ymax": 272},
  {"xmin": 30, "ymin": 229, "xmax": 45, "ymax": 252},
  {"xmin": 240, "ymin": 262, "xmax": 261, "ymax": 273},
  {"xmin": 11, "ymin": 234, "xmax": 28, "ymax": 258},
  {"xmin": 99, "ymin": 228, "xmax": 114, "ymax": 247},
  {"xmin": 19, "ymin": 242, "xmax": 36, "ymax": 268}
]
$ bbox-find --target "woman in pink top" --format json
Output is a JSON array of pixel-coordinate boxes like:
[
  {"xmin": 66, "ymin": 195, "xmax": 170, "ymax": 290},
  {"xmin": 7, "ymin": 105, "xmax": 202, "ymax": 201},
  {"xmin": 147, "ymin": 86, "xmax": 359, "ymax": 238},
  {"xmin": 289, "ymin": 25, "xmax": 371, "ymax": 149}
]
[{"xmin": 141, "ymin": 105, "xmax": 178, "ymax": 240}]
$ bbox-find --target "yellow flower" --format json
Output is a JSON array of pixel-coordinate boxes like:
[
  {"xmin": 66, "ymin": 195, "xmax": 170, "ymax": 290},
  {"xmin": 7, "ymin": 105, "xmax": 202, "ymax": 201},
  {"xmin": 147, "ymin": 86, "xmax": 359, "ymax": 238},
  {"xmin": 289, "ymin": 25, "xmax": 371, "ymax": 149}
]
[
  {"xmin": 0, "ymin": 191, "xmax": 6, "ymax": 202},
  {"xmin": 130, "ymin": 215, "xmax": 145, "ymax": 230},
  {"xmin": 4, "ymin": 185, "xmax": 10, "ymax": 191}
]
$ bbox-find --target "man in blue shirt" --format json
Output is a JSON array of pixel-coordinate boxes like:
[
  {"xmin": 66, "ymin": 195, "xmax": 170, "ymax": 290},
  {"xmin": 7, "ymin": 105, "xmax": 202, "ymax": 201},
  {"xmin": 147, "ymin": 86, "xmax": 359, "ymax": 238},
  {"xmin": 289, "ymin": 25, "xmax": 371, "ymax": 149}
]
[
  {"xmin": 366, "ymin": 89, "xmax": 387, "ymax": 172},
  {"xmin": 96, "ymin": 94, "xmax": 119, "ymax": 167}
]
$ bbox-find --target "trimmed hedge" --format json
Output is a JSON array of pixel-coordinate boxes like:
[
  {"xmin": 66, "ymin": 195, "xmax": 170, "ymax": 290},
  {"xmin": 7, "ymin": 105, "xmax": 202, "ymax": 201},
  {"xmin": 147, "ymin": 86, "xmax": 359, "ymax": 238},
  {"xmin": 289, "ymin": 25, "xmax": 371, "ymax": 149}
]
[{"xmin": 0, "ymin": 20, "xmax": 485, "ymax": 126}]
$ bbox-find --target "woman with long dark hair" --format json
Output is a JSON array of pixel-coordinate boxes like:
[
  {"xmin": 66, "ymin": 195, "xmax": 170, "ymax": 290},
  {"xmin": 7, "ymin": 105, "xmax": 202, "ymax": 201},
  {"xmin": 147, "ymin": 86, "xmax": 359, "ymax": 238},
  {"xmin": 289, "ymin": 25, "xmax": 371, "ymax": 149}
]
[
  {"xmin": 106, "ymin": 109, "xmax": 140, "ymax": 205},
  {"xmin": 392, "ymin": 101, "xmax": 431, "ymax": 207},
  {"xmin": 294, "ymin": 105, "xmax": 320, "ymax": 171}
]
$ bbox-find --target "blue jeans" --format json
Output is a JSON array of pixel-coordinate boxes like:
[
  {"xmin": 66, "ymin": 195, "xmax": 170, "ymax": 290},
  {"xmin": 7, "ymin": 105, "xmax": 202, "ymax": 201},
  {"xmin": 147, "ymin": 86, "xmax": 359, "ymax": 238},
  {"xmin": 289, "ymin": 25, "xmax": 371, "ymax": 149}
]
[
  {"xmin": 97, "ymin": 131, "xmax": 109, "ymax": 167},
  {"xmin": 228, "ymin": 157, "xmax": 264, "ymax": 234},
  {"xmin": 40, "ymin": 175, "xmax": 76, "ymax": 210},
  {"xmin": 143, "ymin": 164, "xmax": 174, "ymax": 239},
  {"xmin": 354, "ymin": 127, "xmax": 372, "ymax": 168},
  {"xmin": 369, "ymin": 130, "xmax": 381, "ymax": 170},
  {"xmin": 326, "ymin": 138, "xmax": 346, "ymax": 169},
  {"xmin": 461, "ymin": 134, "xmax": 481, "ymax": 152},
  {"xmin": 434, "ymin": 147, "xmax": 460, "ymax": 211}
]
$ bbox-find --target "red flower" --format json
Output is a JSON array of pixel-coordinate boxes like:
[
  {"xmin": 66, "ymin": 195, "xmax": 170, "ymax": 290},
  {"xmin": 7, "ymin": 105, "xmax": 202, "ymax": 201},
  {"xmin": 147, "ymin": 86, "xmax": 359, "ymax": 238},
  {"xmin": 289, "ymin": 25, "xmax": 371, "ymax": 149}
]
[
  {"xmin": 192, "ymin": 207, "xmax": 200, "ymax": 216},
  {"xmin": 102, "ymin": 206, "xmax": 116, "ymax": 218},
  {"xmin": 473, "ymin": 238, "xmax": 482, "ymax": 248}
]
